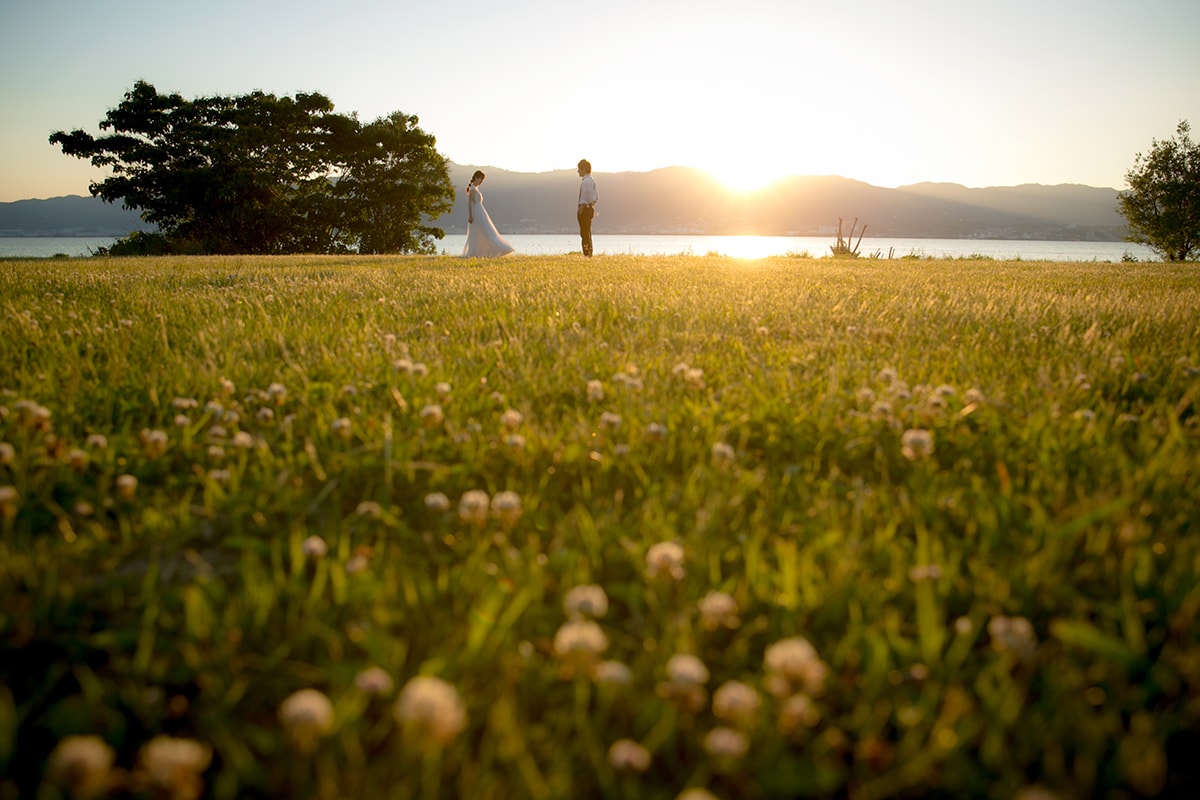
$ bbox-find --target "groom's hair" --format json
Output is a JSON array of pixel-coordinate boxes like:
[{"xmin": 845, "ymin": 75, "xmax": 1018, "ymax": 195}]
[{"xmin": 577, "ymin": 159, "xmax": 591, "ymax": 174}]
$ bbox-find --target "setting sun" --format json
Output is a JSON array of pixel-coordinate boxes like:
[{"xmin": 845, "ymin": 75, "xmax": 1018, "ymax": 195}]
[{"xmin": 705, "ymin": 159, "xmax": 787, "ymax": 193}]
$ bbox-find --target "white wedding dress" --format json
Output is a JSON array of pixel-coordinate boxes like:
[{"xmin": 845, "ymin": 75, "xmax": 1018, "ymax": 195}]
[{"xmin": 463, "ymin": 186, "xmax": 514, "ymax": 257}]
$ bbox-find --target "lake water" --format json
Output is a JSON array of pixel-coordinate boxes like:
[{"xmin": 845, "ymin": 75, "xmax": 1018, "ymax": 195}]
[{"xmin": 0, "ymin": 235, "xmax": 1159, "ymax": 262}]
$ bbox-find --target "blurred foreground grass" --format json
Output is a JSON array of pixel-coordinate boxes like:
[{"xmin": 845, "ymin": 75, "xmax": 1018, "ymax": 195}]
[{"xmin": 2, "ymin": 254, "xmax": 1199, "ymax": 799}]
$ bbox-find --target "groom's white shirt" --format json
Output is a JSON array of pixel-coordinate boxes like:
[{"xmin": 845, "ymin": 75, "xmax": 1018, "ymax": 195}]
[{"xmin": 578, "ymin": 175, "xmax": 598, "ymax": 206}]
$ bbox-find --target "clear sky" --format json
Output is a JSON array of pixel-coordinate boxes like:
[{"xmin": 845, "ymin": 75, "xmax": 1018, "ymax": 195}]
[{"xmin": 2, "ymin": 0, "xmax": 1198, "ymax": 201}]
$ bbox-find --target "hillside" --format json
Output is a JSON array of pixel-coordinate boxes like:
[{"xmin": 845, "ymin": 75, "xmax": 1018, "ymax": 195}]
[
  {"xmin": 0, "ymin": 195, "xmax": 153, "ymax": 237},
  {"xmin": 443, "ymin": 165, "xmax": 1128, "ymax": 240},
  {"xmin": 1, "ymin": 166, "xmax": 1128, "ymax": 240}
]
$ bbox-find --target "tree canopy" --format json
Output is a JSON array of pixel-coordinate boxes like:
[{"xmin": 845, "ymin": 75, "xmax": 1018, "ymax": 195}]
[
  {"xmin": 50, "ymin": 81, "xmax": 456, "ymax": 254},
  {"xmin": 1118, "ymin": 120, "xmax": 1200, "ymax": 262}
]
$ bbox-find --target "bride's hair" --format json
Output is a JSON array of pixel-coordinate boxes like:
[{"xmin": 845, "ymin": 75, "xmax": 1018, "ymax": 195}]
[{"xmin": 467, "ymin": 170, "xmax": 486, "ymax": 193}]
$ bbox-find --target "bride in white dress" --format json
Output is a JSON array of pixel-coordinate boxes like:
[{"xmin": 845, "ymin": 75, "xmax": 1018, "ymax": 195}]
[{"xmin": 462, "ymin": 170, "xmax": 514, "ymax": 257}]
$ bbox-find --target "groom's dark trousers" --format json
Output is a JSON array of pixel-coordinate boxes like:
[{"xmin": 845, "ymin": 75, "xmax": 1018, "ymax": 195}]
[{"xmin": 577, "ymin": 205, "xmax": 594, "ymax": 256}]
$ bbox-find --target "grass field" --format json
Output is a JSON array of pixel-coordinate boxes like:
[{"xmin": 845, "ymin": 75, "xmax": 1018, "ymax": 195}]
[{"xmin": 2, "ymin": 254, "xmax": 1199, "ymax": 799}]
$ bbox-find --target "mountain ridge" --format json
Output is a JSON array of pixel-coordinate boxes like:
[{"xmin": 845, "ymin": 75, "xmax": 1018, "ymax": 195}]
[{"xmin": 0, "ymin": 165, "xmax": 1128, "ymax": 241}]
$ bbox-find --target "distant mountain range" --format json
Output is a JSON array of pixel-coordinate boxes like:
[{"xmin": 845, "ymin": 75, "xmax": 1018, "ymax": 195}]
[
  {"xmin": 0, "ymin": 195, "xmax": 156, "ymax": 237},
  {"xmin": 1, "ymin": 164, "xmax": 1128, "ymax": 241},
  {"xmin": 444, "ymin": 164, "xmax": 1128, "ymax": 240}
]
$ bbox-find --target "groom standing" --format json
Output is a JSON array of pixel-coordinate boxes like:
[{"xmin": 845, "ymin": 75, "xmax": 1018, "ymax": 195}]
[{"xmin": 576, "ymin": 159, "xmax": 598, "ymax": 257}]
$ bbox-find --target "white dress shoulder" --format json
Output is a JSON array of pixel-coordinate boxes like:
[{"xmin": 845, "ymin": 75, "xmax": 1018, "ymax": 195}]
[{"xmin": 463, "ymin": 186, "xmax": 514, "ymax": 257}]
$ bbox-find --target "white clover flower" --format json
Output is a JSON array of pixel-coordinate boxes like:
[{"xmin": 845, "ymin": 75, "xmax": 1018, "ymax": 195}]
[
  {"xmin": 553, "ymin": 619, "xmax": 609, "ymax": 666},
  {"xmin": 421, "ymin": 404, "xmax": 444, "ymax": 428},
  {"xmin": 45, "ymin": 734, "xmax": 115, "ymax": 800},
  {"xmin": 711, "ymin": 441, "xmax": 735, "ymax": 467},
  {"xmin": 855, "ymin": 387, "xmax": 877, "ymax": 407},
  {"xmin": 870, "ymin": 400, "xmax": 894, "ymax": 420},
  {"xmin": 671, "ymin": 361, "xmax": 691, "ymax": 376},
  {"xmin": 712, "ymin": 680, "xmax": 762, "ymax": 726},
  {"xmin": 504, "ymin": 433, "xmax": 526, "ymax": 451},
  {"xmin": 643, "ymin": 422, "xmax": 668, "ymax": 443},
  {"xmin": 424, "ymin": 492, "xmax": 451, "ymax": 512},
  {"xmin": 908, "ymin": 564, "xmax": 943, "ymax": 582},
  {"xmin": 341, "ymin": 384, "xmax": 358, "ymax": 397},
  {"xmin": 172, "ymin": 397, "xmax": 199, "ymax": 410},
  {"xmin": 394, "ymin": 357, "xmax": 414, "ymax": 373},
  {"xmin": 279, "ymin": 689, "xmax": 334, "ymax": 751},
  {"xmin": 683, "ymin": 367, "xmax": 706, "ymax": 390},
  {"xmin": 232, "ymin": 431, "xmax": 254, "ymax": 449},
  {"xmin": 614, "ymin": 372, "xmax": 644, "ymax": 390},
  {"xmin": 676, "ymin": 790, "xmax": 720, "ymax": 800},
  {"xmin": 67, "ymin": 448, "xmax": 88, "ymax": 470},
  {"xmin": 412, "ymin": 362, "xmax": 429, "ymax": 378},
  {"xmin": 356, "ymin": 501, "xmax": 382, "ymax": 518},
  {"xmin": 207, "ymin": 469, "xmax": 230, "ymax": 484},
  {"xmin": 763, "ymin": 636, "xmax": 828, "ymax": 696},
  {"xmin": 173, "ymin": 414, "xmax": 191, "ymax": 428},
  {"xmin": 355, "ymin": 666, "xmax": 395, "ymax": 696},
  {"xmin": 491, "ymin": 490, "xmax": 523, "ymax": 527},
  {"xmin": 646, "ymin": 541, "xmax": 685, "ymax": 581},
  {"xmin": 0, "ymin": 486, "xmax": 18, "ymax": 519},
  {"xmin": 594, "ymin": 660, "xmax": 633, "ymax": 687},
  {"xmin": 564, "ymin": 584, "xmax": 609, "ymax": 619},
  {"xmin": 394, "ymin": 676, "xmax": 467, "ymax": 746},
  {"xmin": 204, "ymin": 400, "xmax": 224, "ymax": 417},
  {"xmin": 458, "ymin": 490, "xmax": 491, "ymax": 525},
  {"xmin": 963, "ymin": 387, "xmax": 987, "ymax": 405},
  {"xmin": 302, "ymin": 535, "xmax": 329, "ymax": 559},
  {"xmin": 988, "ymin": 615, "xmax": 1037, "ymax": 661},
  {"xmin": 256, "ymin": 407, "xmax": 275, "ymax": 422},
  {"xmin": 0, "ymin": 442, "xmax": 13, "ymax": 465},
  {"xmin": 777, "ymin": 692, "xmax": 821, "ymax": 731},
  {"xmin": 703, "ymin": 726, "xmax": 749, "ymax": 759},
  {"xmin": 136, "ymin": 735, "xmax": 213, "ymax": 800},
  {"xmin": 587, "ymin": 380, "xmax": 605, "ymax": 402},
  {"xmin": 434, "ymin": 381, "xmax": 452, "ymax": 399},
  {"xmin": 266, "ymin": 382, "xmax": 287, "ymax": 404},
  {"xmin": 346, "ymin": 554, "xmax": 369, "ymax": 575},
  {"xmin": 17, "ymin": 402, "xmax": 53, "ymax": 431},
  {"xmin": 219, "ymin": 377, "xmax": 236, "ymax": 395},
  {"xmin": 599, "ymin": 411, "xmax": 621, "ymax": 430},
  {"xmin": 607, "ymin": 738, "xmax": 651, "ymax": 773},
  {"xmin": 900, "ymin": 428, "xmax": 934, "ymax": 461},
  {"xmin": 331, "ymin": 417, "xmax": 352, "ymax": 439},
  {"xmin": 698, "ymin": 591, "xmax": 740, "ymax": 630},
  {"xmin": 500, "ymin": 408, "xmax": 523, "ymax": 429},
  {"xmin": 667, "ymin": 654, "xmax": 710, "ymax": 687},
  {"xmin": 115, "ymin": 474, "xmax": 138, "ymax": 500},
  {"xmin": 207, "ymin": 445, "xmax": 226, "ymax": 460},
  {"xmin": 876, "ymin": 367, "xmax": 898, "ymax": 385},
  {"xmin": 140, "ymin": 428, "xmax": 169, "ymax": 459}
]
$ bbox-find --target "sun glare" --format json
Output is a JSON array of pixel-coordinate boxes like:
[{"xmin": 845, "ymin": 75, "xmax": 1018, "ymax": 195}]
[{"xmin": 705, "ymin": 161, "xmax": 787, "ymax": 193}]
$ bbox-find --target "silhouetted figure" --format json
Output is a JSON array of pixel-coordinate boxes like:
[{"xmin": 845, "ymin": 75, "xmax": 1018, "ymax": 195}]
[{"xmin": 576, "ymin": 159, "xmax": 598, "ymax": 256}]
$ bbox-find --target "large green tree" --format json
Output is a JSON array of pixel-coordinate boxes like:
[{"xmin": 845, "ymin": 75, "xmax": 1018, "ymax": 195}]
[
  {"xmin": 50, "ymin": 81, "xmax": 455, "ymax": 254},
  {"xmin": 1118, "ymin": 120, "xmax": 1200, "ymax": 262}
]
